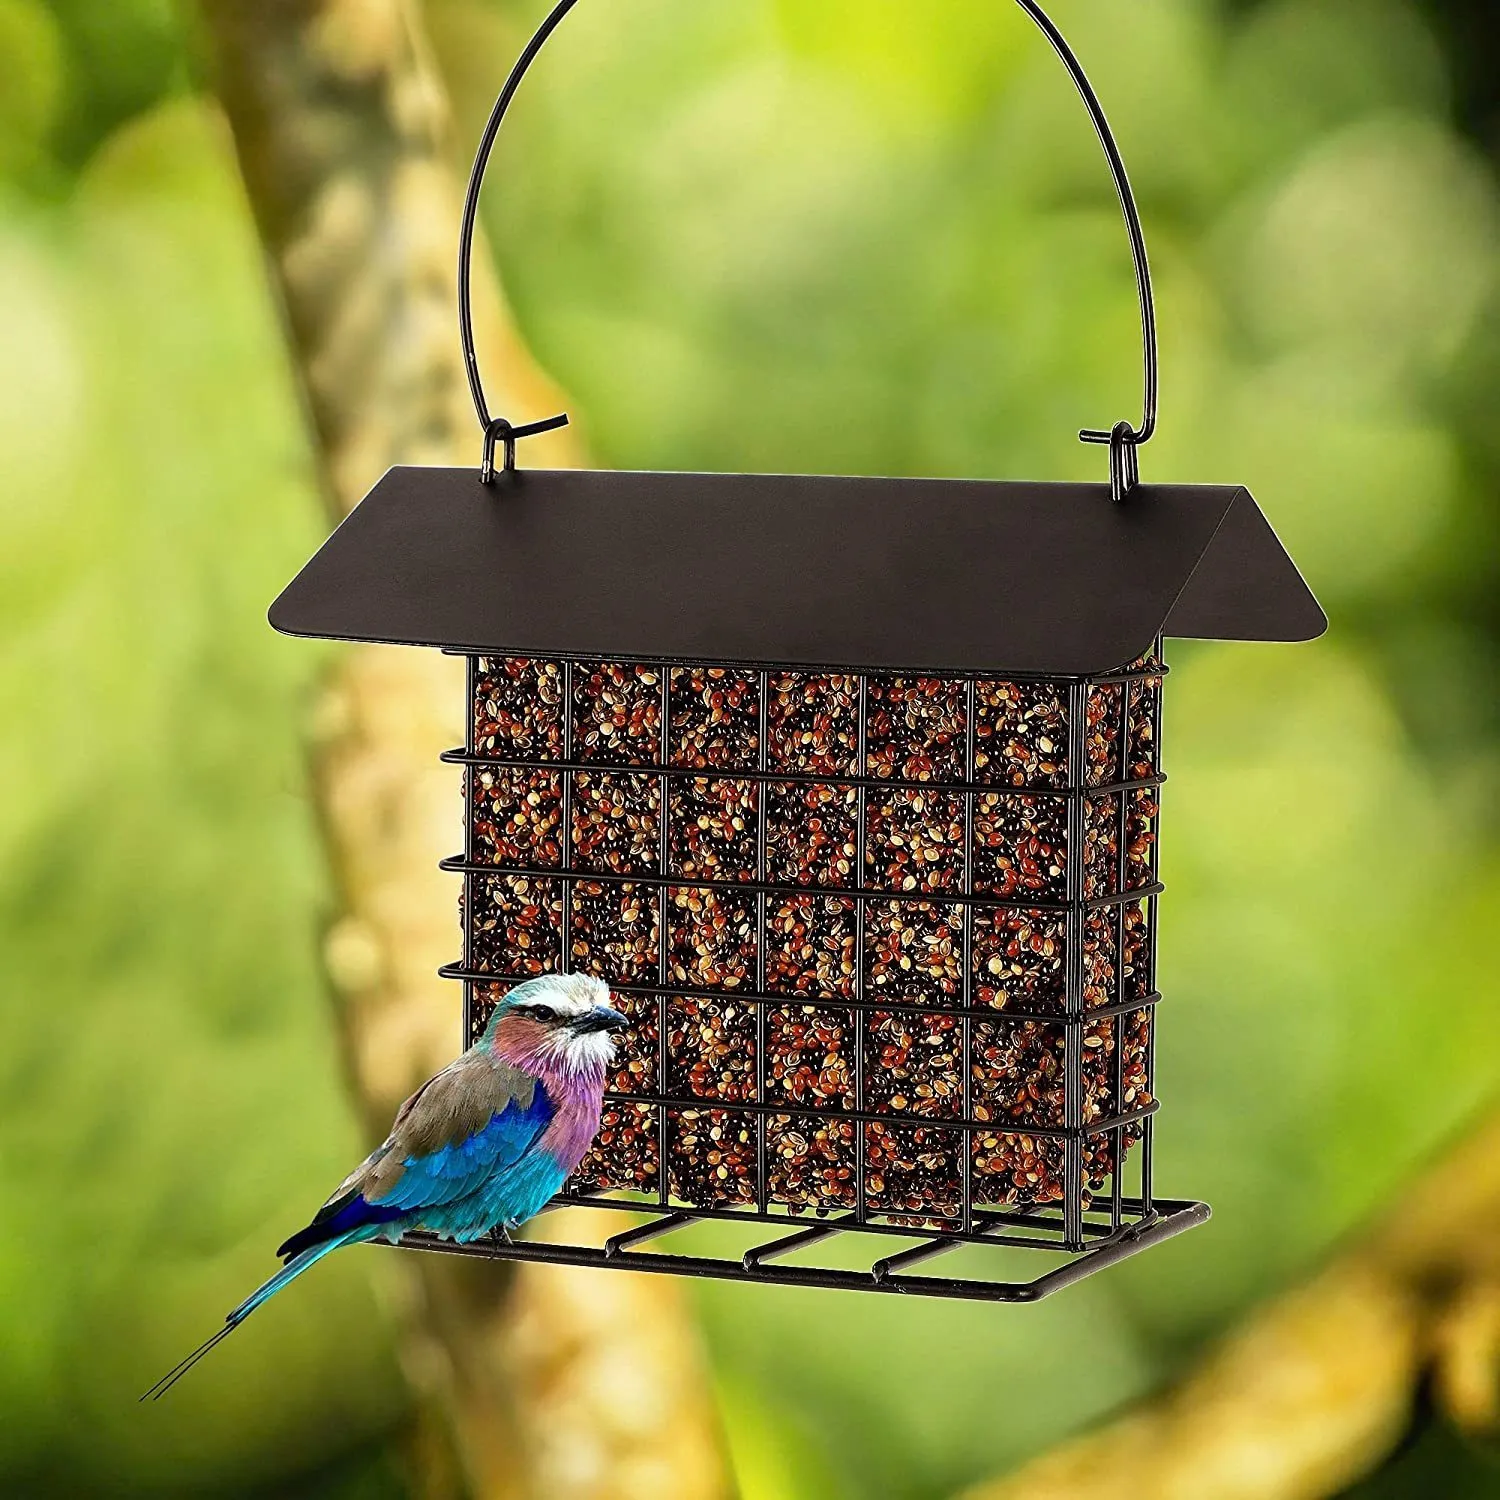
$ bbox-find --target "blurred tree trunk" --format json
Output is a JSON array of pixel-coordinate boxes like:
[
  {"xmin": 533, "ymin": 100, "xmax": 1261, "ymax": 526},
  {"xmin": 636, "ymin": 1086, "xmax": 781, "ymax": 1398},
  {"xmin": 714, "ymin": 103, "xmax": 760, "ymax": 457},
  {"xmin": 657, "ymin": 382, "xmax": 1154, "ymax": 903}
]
[
  {"xmin": 958, "ymin": 1104, "xmax": 1500, "ymax": 1500},
  {"xmin": 196, "ymin": 4, "xmax": 731, "ymax": 1498}
]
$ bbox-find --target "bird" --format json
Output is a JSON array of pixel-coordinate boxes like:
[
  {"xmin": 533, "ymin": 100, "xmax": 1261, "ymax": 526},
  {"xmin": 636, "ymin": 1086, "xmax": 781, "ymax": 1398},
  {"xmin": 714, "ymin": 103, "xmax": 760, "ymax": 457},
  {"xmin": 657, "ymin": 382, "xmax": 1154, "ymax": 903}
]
[{"xmin": 143, "ymin": 972, "xmax": 628, "ymax": 1399}]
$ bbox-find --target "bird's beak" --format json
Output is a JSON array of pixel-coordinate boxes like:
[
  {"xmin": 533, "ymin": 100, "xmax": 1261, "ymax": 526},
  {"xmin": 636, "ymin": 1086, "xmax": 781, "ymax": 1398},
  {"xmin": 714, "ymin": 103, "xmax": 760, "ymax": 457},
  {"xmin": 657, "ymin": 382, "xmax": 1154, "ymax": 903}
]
[{"xmin": 575, "ymin": 1005, "xmax": 630, "ymax": 1034}]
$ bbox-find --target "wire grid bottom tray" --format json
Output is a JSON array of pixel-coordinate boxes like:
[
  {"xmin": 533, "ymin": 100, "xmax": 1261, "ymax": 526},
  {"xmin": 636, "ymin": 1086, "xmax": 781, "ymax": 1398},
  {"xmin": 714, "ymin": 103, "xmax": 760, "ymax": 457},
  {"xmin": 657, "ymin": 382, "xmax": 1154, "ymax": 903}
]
[{"xmin": 390, "ymin": 1193, "xmax": 1210, "ymax": 1303}]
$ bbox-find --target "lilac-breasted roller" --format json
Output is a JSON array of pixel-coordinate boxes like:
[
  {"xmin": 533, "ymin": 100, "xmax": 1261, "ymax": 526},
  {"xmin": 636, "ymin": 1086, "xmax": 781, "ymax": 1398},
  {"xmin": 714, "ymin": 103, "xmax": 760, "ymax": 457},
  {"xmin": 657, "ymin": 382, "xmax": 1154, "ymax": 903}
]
[{"xmin": 144, "ymin": 973, "xmax": 628, "ymax": 1398}]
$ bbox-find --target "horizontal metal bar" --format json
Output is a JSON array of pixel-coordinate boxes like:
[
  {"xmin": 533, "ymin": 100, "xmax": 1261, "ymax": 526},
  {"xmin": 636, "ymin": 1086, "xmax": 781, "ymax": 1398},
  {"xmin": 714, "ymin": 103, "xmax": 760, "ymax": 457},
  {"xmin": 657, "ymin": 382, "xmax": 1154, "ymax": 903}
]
[
  {"xmin": 451, "ymin": 646, "xmax": 1170, "ymax": 690},
  {"xmin": 870, "ymin": 1201, "xmax": 1144, "ymax": 1278},
  {"xmin": 446, "ymin": 857, "xmax": 1163, "ymax": 914},
  {"xmin": 604, "ymin": 1213, "xmax": 697, "ymax": 1256},
  {"xmin": 963, "ymin": 1201, "xmax": 1139, "ymax": 1240},
  {"xmin": 872, "ymin": 1235, "xmax": 967, "ymax": 1281},
  {"xmin": 387, "ymin": 1199, "xmax": 1209, "ymax": 1304},
  {"xmin": 1062, "ymin": 666, "xmax": 1167, "ymax": 687},
  {"xmin": 447, "ymin": 746, "xmax": 1166, "ymax": 803},
  {"xmin": 574, "ymin": 1092, "xmax": 1160, "ymax": 1139},
  {"xmin": 1014, "ymin": 1204, "xmax": 1207, "ymax": 1297},
  {"xmin": 743, "ymin": 1216, "xmax": 856, "ymax": 1270},
  {"xmin": 446, "ymin": 964, "xmax": 1161, "ymax": 1026}
]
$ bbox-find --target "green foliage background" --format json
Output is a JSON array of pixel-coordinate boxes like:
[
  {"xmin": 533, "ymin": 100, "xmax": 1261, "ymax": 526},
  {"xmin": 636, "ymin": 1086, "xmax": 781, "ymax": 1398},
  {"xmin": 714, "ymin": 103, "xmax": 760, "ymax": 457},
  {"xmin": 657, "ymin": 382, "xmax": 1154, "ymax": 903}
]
[{"xmin": 1, "ymin": 1, "xmax": 1498, "ymax": 1495}]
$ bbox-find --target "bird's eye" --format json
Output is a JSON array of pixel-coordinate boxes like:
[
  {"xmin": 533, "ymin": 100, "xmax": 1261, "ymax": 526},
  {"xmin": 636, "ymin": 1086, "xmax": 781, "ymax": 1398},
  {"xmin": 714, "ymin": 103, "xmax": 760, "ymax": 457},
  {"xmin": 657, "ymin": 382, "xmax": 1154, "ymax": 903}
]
[{"xmin": 527, "ymin": 1004, "xmax": 556, "ymax": 1023}]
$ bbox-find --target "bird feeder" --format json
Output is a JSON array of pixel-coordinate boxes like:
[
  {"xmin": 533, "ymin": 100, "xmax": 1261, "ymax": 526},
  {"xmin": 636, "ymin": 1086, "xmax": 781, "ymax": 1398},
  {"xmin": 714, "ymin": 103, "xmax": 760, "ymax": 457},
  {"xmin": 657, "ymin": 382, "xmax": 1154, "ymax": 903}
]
[{"xmin": 269, "ymin": 0, "xmax": 1324, "ymax": 1302}]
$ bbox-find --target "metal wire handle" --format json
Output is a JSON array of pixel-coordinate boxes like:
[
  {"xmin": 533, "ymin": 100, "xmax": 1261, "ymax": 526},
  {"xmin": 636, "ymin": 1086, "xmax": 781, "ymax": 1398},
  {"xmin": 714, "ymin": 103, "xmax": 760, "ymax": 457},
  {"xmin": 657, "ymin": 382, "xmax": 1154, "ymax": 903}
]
[{"xmin": 458, "ymin": 0, "xmax": 1158, "ymax": 500}]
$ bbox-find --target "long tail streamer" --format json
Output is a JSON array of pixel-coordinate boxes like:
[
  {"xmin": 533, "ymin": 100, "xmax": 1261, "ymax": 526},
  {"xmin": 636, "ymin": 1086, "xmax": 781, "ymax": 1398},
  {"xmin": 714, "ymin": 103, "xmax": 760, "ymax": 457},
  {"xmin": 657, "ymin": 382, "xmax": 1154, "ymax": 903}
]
[{"xmin": 139, "ymin": 1235, "xmax": 354, "ymax": 1400}]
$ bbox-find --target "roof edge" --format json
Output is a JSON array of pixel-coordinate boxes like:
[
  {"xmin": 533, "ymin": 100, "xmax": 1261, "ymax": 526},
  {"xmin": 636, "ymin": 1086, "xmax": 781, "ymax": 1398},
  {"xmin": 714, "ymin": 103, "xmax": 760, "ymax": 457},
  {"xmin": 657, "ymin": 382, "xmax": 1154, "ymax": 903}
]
[
  {"xmin": 1162, "ymin": 487, "xmax": 1327, "ymax": 646},
  {"xmin": 268, "ymin": 466, "xmax": 1323, "ymax": 676}
]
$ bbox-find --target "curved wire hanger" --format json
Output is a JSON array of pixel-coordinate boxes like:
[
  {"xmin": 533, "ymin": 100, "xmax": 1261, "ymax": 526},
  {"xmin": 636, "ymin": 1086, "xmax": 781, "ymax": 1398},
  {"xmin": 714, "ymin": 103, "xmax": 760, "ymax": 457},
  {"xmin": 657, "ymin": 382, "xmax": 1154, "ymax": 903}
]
[{"xmin": 459, "ymin": 0, "xmax": 1157, "ymax": 502}]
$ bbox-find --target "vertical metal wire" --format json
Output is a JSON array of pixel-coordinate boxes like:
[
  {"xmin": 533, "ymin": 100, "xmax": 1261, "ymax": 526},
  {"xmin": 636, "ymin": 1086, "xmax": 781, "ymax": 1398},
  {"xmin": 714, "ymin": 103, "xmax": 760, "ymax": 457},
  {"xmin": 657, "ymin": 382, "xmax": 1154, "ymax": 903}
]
[
  {"xmin": 1141, "ymin": 641, "xmax": 1165, "ymax": 1214},
  {"xmin": 1111, "ymin": 681, "xmax": 1130, "ymax": 1230},
  {"xmin": 960, "ymin": 678, "xmax": 978, "ymax": 1234},
  {"xmin": 557, "ymin": 659, "xmax": 581, "ymax": 1186},
  {"xmin": 755, "ymin": 669, "xmax": 770, "ymax": 1215},
  {"xmin": 657, "ymin": 665, "xmax": 671, "ymax": 1208},
  {"xmin": 463, "ymin": 655, "xmax": 478, "ymax": 1047},
  {"xmin": 657, "ymin": 664, "xmax": 671, "ymax": 887},
  {"xmin": 559, "ymin": 660, "xmax": 575, "ymax": 987},
  {"xmin": 854, "ymin": 674, "xmax": 869, "ymax": 1224},
  {"xmin": 1063, "ymin": 681, "xmax": 1088, "ymax": 1250}
]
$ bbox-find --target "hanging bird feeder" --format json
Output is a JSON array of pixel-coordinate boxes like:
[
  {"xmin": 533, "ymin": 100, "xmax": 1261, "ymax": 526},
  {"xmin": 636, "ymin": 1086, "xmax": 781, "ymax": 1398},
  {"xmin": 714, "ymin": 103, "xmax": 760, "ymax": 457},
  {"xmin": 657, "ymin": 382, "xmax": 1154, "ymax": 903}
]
[{"xmin": 270, "ymin": 0, "xmax": 1324, "ymax": 1302}]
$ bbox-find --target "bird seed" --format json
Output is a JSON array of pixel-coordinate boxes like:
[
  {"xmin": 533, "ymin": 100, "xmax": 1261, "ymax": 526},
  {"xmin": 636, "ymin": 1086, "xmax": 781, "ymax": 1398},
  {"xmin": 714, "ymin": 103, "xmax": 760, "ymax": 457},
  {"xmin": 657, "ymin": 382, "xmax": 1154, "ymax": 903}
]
[
  {"xmin": 667, "ymin": 777, "xmax": 759, "ymax": 883},
  {"xmin": 667, "ymin": 1109, "xmax": 758, "ymax": 1208},
  {"xmin": 764, "ymin": 781, "xmax": 858, "ymax": 888},
  {"xmin": 573, "ymin": 1102, "xmax": 659, "ymax": 1195},
  {"xmin": 668, "ymin": 886, "xmax": 757, "ymax": 990},
  {"xmin": 569, "ymin": 881, "xmax": 659, "ymax": 987},
  {"xmin": 864, "ymin": 675, "xmax": 967, "ymax": 782},
  {"xmin": 864, "ymin": 1010, "xmax": 962, "ymax": 1118},
  {"xmin": 765, "ymin": 895, "xmax": 857, "ymax": 998},
  {"xmin": 768, "ymin": 1114, "xmax": 858, "ymax": 1214},
  {"xmin": 1084, "ymin": 682, "xmax": 1125, "ymax": 787},
  {"xmin": 570, "ymin": 771, "xmax": 660, "ymax": 875},
  {"xmin": 573, "ymin": 661, "xmax": 663, "ymax": 765},
  {"xmin": 765, "ymin": 1005, "xmax": 854, "ymax": 1110},
  {"xmin": 668, "ymin": 667, "xmax": 761, "ymax": 769},
  {"xmin": 972, "ymin": 793, "xmax": 1068, "ymax": 900},
  {"xmin": 468, "ymin": 766, "xmax": 563, "ymax": 867},
  {"xmin": 864, "ymin": 1121, "xmax": 963, "ymax": 1222},
  {"xmin": 1083, "ymin": 793, "xmax": 1122, "ymax": 900},
  {"xmin": 863, "ymin": 899, "xmax": 963, "ymax": 1006},
  {"xmin": 667, "ymin": 995, "xmax": 758, "ymax": 1103},
  {"xmin": 865, "ymin": 788, "xmax": 967, "ymax": 893},
  {"xmin": 467, "ymin": 874, "xmax": 562, "ymax": 975},
  {"xmin": 973, "ymin": 680, "xmax": 1069, "ymax": 789},
  {"xmin": 766, "ymin": 673, "xmax": 860, "ymax": 776},
  {"xmin": 473, "ymin": 657, "xmax": 565, "ymax": 761}
]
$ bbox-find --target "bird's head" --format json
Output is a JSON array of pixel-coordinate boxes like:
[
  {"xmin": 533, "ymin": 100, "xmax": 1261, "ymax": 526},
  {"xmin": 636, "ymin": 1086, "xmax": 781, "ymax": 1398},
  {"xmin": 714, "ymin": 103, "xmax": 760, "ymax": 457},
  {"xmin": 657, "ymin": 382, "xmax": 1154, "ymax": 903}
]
[{"xmin": 482, "ymin": 974, "xmax": 629, "ymax": 1080}]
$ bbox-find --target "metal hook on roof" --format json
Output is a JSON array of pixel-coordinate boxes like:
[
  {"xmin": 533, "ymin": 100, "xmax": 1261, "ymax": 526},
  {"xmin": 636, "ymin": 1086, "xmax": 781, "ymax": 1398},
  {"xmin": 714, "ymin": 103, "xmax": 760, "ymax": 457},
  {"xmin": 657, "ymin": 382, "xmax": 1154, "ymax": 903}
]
[{"xmin": 480, "ymin": 413, "xmax": 570, "ymax": 485}]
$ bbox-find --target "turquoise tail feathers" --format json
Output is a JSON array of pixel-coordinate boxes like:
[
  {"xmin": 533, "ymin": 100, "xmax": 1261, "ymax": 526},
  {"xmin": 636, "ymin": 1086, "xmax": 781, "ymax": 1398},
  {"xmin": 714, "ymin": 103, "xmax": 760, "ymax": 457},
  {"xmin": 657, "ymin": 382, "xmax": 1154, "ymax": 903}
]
[
  {"xmin": 140, "ymin": 1231, "xmax": 360, "ymax": 1401},
  {"xmin": 228, "ymin": 1234, "xmax": 352, "ymax": 1325}
]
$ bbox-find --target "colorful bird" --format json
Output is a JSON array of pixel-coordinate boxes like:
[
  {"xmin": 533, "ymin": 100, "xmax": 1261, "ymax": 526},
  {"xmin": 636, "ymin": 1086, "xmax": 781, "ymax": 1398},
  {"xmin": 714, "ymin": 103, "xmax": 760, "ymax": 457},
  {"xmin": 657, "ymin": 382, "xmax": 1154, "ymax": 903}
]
[{"xmin": 144, "ymin": 973, "xmax": 628, "ymax": 1398}]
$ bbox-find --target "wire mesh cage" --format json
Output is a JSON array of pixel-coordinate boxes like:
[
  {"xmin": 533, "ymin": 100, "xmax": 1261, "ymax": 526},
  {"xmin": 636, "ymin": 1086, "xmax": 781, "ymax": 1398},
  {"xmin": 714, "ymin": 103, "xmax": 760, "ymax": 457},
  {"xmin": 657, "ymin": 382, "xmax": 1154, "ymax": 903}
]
[
  {"xmin": 267, "ymin": 0, "xmax": 1326, "ymax": 1299},
  {"xmin": 433, "ymin": 647, "xmax": 1184, "ymax": 1295}
]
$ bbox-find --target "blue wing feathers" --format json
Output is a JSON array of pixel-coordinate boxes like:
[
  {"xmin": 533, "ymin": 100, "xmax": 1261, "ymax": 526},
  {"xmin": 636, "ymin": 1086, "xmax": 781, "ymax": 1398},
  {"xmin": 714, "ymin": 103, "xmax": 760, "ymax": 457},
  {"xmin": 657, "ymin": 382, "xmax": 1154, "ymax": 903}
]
[
  {"xmin": 374, "ymin": 1088, "xmax": 554, "ymax": 1210},
  {"xmin": 277, "ymin": 1085, "xmax": 556, "ymax": 1259}
]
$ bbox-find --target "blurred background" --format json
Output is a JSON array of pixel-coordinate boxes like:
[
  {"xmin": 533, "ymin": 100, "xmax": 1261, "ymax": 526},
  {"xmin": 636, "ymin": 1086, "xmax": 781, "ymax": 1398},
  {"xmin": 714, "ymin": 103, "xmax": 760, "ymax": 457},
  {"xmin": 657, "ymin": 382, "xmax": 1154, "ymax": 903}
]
[{"xmin": 2, "ymin": 0, "xmax": 1499, "ymax": 1496}]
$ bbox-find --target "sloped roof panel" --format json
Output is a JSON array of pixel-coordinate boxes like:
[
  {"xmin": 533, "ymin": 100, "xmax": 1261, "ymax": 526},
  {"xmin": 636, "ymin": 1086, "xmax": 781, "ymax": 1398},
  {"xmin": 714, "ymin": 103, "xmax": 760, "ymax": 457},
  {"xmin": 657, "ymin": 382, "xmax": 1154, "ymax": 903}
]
[{"xmin": 269, "ymin": 467, "xmax": 1325, "ymax": 676}]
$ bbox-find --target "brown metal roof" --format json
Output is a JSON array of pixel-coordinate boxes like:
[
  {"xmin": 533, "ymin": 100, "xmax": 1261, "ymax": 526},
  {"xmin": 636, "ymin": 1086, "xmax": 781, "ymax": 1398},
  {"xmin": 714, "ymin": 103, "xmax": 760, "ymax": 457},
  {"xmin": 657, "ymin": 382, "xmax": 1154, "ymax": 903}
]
[{"xmin": 269, "ymin": 467, "xmax": 1325, "ymax": 676}]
